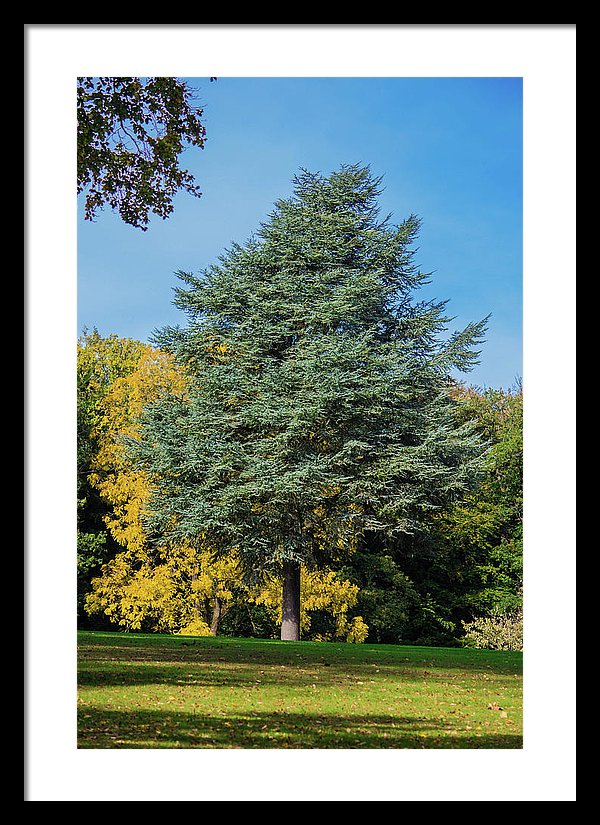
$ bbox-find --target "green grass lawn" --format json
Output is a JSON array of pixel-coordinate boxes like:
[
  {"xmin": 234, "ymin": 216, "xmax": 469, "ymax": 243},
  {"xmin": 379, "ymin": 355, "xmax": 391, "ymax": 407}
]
[{"xmin": 77, "ymin": 630, "xmax": 522, "ymax": 749}]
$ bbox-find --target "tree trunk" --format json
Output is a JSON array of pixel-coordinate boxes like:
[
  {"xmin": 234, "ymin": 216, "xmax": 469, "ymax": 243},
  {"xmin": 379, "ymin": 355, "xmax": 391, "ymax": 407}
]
[
  {"xmin": 210, "ymin": 596, "xmax": 222, "ymax": 636},
  {"xmin": 192, "ymin": 572, "xmax": 212, "ymax": 630},
  {"xmin": 281, "ymin": 560, "xmax": 301, "ymax": 641}
]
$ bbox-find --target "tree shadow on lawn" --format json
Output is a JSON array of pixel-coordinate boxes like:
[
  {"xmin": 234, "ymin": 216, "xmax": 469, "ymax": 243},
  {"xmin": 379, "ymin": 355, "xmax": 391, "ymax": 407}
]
[
  {"xmin": 78, "ymin": 637, "xmax": 521, "ymax": 690},
  {"xmin": 77, "ymin": 707, "xmax": 523, "ymax": 749},
  {"xmin": 78, "ymin": 658, "xmax": 521, "ymax": 690}
]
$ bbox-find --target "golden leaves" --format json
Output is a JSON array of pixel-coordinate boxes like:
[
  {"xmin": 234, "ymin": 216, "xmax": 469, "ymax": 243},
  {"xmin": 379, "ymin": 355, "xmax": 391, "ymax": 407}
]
[{"xmin": 252, "ymin": 567, "xmax": 368, "ymax": 643}]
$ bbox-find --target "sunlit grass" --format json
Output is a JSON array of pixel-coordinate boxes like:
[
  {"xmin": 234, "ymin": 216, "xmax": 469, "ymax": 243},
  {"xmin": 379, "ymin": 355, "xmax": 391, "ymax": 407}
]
[{"xmin": 78, "ymin": 631, "xmax": 522, "ymax": 749}]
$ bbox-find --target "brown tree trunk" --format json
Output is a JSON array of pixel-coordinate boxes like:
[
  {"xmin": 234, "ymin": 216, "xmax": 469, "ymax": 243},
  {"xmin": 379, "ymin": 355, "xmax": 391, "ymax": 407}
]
[
  {"xmin": 192, "ymin": 573, "xmax": 208, "ymax": 624},
  {"xmin": 192, "ymin": 572, "xmax": 211, "ymax": 629},
  {"xmin": 280, "ymin": 560, "xmax": 301, "ymax": 641},
  {"xmin": 210, "ymin": 596, "xmax": 222, "ymax": 636}
]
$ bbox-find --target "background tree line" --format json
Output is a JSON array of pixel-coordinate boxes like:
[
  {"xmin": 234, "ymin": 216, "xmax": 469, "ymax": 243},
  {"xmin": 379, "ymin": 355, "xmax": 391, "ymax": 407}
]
[{"xmin": 77, "ymin": 327, "xmax": 522, "ymax": 648}]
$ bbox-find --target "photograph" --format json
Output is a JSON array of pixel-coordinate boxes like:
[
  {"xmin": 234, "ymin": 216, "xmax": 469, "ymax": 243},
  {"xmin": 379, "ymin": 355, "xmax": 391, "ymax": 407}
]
[{"xmin": 25, "ymin": 24, "xmax": 576, "ymax": 802}]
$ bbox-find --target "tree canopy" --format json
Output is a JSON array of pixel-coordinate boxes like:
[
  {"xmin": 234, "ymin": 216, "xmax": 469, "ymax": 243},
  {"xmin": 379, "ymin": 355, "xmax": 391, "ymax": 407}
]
[
  {"xmin": 129, "ymin": 164, "xmax": 489, "ymax": 640},
  {"xmin": 77, "ymin": 76, "xmax": 207, "ymax": 230}
]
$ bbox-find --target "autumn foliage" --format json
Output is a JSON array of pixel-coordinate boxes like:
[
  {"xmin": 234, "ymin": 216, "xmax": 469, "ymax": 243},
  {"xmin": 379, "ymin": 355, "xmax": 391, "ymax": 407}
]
[{"xmin": 79, "ymin": 331, "xmax": 368, "ymax": 639}]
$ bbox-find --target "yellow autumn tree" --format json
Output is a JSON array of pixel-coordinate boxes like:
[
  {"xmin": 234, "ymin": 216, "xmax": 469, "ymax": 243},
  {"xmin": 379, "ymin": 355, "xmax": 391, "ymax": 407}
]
[
  {"xmin": 89, "ymin": 345, "xmax": 187, "ymax": 550},
  {"xmin": 85, "ymin": 543, "xmax": 242, "ymax": 635},
  {"xmin": 85, "ymin": 343, "xmax": 243, "ymax": 634}
]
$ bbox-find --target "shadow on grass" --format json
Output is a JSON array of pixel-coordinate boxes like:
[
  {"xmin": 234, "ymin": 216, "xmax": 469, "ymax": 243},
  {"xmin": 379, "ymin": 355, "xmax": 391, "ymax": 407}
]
[
  {"xmin": 78, "ymin": 634, "xmax": 521, "ymax": 691},
  {"xmin": 77, "ymin": 707, "xmax": 523, "ymax": 749},
  {"xmin": 78, "ymin": 658, "xmax": 520, "ymax": 690}
]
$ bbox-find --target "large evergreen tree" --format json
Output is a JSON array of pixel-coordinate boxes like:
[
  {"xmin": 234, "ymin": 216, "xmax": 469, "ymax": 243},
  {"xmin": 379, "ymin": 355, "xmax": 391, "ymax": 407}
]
[{"xmin": 131, "ymin": 164, "xmax": 489, "ymax": 640}]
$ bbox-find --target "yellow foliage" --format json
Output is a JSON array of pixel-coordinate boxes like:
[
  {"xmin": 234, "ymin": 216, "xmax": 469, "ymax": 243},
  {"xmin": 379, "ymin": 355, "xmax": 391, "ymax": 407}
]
[
  {"xmin": 84, "ymin": 343, "xmax": 245, "ymax": 633},
  {"xmin": 204, "ymin": 339, "xmax": 232, "ymax": 364},
  {"xmin": 78, "ymin": 330, "xmax": 147, "ymax": 403},
  {"xmin": 340, "ymin": 615, "xmax": 370, "ymax": 644},
  {"xmin": 188, "ymin": 550, "xmax": 239, "ymax": 604},
  {"xmin": 85, "ymin": 546, "xmax": 242, "ymax": 634},
  {"xmin": 85, "ymin": 555, "xmax": 185, "ymax": 632},
  {"xmin": 252, "ymin": 566, "xmax": 368, "ymax": 643},
  {"xmin": 176, "ymin": 617, "xmax": 213, "ymax": 637},
  {"xmin": 89, "ymin": 344, "xmax": 189, "ymax": 555}
]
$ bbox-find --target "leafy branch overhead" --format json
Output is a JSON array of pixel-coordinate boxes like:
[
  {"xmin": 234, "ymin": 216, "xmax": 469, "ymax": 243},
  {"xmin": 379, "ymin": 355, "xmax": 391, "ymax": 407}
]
[{"xmin": 77, "ymin": 77, "xmax": 207, "ymax": 230}]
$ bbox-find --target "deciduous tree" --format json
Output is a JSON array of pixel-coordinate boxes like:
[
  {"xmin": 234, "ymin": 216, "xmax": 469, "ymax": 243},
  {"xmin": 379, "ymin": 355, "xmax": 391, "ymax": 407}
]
[
  {"xmin": 77, "ymin": 329, "xmax": 148, "ymax": 623},
  {"xmin": 429, "ymin": 383, "xmax": 524, "ymax": 620},
  {"xmin": 77, "ymin": 76, "xmax": 208, "ymax": 230}
]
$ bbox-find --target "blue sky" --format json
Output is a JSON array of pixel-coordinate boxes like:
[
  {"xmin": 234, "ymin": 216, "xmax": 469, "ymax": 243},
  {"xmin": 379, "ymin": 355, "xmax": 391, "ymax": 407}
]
[{"xmin": 78, "ymin": 76, "xmax": 523, "ymax": 390}]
